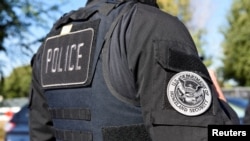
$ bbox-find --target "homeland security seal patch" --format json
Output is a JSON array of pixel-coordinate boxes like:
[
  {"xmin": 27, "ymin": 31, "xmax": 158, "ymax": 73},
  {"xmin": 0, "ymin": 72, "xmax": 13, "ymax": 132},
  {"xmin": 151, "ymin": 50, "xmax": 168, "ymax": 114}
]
[{"xmin": 167, "ymin": 71, "xmax": 212, "ymax": 116}]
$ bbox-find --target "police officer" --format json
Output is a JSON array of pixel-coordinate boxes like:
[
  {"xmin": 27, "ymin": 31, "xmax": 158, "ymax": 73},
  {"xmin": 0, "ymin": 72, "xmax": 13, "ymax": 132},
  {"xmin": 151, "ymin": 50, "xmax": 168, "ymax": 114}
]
[{"xmin": 28, "ymin": 0, "xmax": 240, "ymax": 140}]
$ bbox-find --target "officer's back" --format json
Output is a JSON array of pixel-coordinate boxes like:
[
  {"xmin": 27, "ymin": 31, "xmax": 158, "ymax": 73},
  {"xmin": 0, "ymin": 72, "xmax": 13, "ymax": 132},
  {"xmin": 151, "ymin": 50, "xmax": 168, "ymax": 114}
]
[{"xmin": 28, "ymin": 0, "xmax": 240, "ymax": 141}]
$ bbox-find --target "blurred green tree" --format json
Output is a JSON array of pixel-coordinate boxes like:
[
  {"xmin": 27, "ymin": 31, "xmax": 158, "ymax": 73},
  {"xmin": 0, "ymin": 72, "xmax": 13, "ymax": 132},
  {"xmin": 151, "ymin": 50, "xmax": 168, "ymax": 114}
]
[
  {"xmin": 0, "ymin": 0, "xmax": 66, "ymax": 81},
  {"xmin": 0, "ymin": 0, "xmax": 67, "ymax": 98},
  {"xmin": 1, "ymin": 65, "xmax": 31, "ymax": 98},
  {"xmin": 221, "ymin": 0, "xmax": 250, "ymax": 86}
]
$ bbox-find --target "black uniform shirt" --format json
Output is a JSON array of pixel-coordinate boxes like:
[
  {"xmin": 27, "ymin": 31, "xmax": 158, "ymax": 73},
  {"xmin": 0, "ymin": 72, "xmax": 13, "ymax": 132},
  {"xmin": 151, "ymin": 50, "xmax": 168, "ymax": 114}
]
[
  {"xmin": 29, "ymin": 0, "xmax": 240, "ymax": 141},
  {"xmin": 102, "ymin": 2, "xmax": 240, "ymax": 140}
]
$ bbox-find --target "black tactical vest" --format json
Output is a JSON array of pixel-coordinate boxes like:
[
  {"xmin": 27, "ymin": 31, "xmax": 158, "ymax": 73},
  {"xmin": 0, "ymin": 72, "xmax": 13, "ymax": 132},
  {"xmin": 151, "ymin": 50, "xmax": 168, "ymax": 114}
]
[{"xmin": 39, "ymin": 0, "xmax": 150, "ymax": 141}]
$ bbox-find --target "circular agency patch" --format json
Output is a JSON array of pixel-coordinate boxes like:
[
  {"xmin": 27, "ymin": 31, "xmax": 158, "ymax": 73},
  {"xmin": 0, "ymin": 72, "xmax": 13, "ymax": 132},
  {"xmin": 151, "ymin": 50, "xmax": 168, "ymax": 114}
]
[{"xmin": 167, "ymin": 71, "xmax": 212, "ymax": 116}]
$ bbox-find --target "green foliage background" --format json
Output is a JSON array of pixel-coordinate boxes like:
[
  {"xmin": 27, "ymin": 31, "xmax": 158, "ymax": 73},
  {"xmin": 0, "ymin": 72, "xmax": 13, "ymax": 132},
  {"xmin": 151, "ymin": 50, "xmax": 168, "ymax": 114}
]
[
  {"xmin": 1, "ymin": 65, "xmax": 31, "ymax": 98},
  {"xmin": 222, "ymin": 0, "xmax": 250, "ymax": 86},
  {"xmin": 0, "ymin": 0, "xmax": 65, "ymax": 98}
]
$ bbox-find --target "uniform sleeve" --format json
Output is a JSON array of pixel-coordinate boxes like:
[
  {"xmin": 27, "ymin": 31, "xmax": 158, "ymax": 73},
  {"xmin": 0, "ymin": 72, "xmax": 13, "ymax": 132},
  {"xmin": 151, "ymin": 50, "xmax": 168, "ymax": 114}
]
[
  {"xmin": 28, "ymin": 53, "xmax": 55, "ymax": 141},
  {"xmin": 125, "ymin": 4, "xmax": 240, "ymax": 141}
]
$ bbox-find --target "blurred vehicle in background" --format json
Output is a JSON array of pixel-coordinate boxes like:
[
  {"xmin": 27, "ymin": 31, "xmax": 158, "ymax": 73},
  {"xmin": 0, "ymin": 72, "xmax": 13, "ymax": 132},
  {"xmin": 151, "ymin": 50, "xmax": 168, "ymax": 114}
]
[
  {"xmin": 0, "ymin": 98, "xmax": 28, "ymax": 122},
  {"xmin": 0, "ymin": 107, "xmax": 20, "ymax": 122},
  {"xmin": 4, "ymin": 103, "xmax": 29, "ymax": 141},
  {"xmin": 226, "ymin": 96, "xmax": 249, "ymax": 124}
]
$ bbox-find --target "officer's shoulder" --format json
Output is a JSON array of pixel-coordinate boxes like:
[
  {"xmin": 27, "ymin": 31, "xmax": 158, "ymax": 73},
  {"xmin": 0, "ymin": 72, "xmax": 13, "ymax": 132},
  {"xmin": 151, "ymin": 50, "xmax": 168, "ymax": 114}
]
[
  {"xmin": 130, "ymin": 3, "xmax": 183, "ymax": 31},
  {"xmin": 52, "ymin": 9, "xmax": 78, "ymax": 28},
  {"xmin": 134, "ymin": 3, "xmax": 178, "ymax": 21},
  {"xmin": 51, "ymin": 5, "xmax": 86, "ymax": 31}
]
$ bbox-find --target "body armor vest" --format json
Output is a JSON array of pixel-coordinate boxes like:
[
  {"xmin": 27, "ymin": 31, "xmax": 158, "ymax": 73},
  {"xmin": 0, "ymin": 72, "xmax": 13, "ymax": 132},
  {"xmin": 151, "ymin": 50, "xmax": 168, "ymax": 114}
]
[{"xmin": 40, "ymin": 0, "xmax": 150, "ymax": 141}]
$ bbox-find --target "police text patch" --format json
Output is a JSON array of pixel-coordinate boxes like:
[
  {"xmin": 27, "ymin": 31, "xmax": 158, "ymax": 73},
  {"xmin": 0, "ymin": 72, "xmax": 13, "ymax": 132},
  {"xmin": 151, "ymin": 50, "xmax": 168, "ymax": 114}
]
[
  {"xmin": 41, "ymin": 28, "xmax": 94, "ymax": 88},
  {"xmin": 167, "ymin": 71, "xmax": 212, "ymax": 116}
]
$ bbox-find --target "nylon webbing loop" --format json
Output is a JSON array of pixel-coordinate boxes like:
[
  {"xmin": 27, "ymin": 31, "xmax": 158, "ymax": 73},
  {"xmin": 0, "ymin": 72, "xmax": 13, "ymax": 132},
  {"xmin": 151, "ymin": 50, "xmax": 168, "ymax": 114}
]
[
  {"xmin": 102, "ymin": 124, "xmax": 151, "ymax": 141},
  {"xmin": 49, "ymin": 108, "xmax": 91, "ymax": 121},
  {"xmin": 53, "ymin": 128, "xmax": 93, "ymax": 141}
]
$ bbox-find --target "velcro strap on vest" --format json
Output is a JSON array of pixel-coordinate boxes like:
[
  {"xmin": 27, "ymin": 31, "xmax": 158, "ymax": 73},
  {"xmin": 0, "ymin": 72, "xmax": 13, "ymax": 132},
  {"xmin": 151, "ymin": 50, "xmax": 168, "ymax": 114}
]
[
  {"xmin": 49, "ymin": 108, "xmax": 91, "ymax": 121},
  {"xmin": 53, "ymin": 128, "xmax": 93, "ymax": 141},
  {"xmin": 102, "ymin": 124, "xmax": 151, "ymax": 141}
]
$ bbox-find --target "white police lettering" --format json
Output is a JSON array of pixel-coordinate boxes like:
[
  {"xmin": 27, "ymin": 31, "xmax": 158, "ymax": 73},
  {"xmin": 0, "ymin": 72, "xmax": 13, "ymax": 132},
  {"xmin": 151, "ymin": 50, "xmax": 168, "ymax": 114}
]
[
  {"xmin": 167, "ymin": 71, "xmax": 212, "ymax": 116},
  {"xmin": 45, "ymin": 43, "xmax": 84, "ymax": 73},
  {"xmin": 76, "ymin": 43, "xmax": 83, "ymax": 70}
]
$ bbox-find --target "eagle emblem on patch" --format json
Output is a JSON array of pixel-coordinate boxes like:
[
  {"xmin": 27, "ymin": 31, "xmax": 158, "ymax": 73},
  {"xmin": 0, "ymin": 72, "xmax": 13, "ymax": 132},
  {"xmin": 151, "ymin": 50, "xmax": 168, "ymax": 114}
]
[{"xmin": 167, "ymin": 71, "xmax": 212, "ymax": 116}]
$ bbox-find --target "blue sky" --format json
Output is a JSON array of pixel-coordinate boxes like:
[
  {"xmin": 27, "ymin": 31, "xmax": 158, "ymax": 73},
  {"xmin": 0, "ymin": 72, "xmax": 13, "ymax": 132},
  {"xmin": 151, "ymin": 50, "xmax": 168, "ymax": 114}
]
[
  {"xmin": 191, "ymin": 0, "xmax": 233, "ymax": 69},
  {"xmin": 61, "ymin": 0, "xmax": 87, "ymax": 13},
  {"xmin": 1, "ymin": 0, "xmax": 233, "ymax": 76}
]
